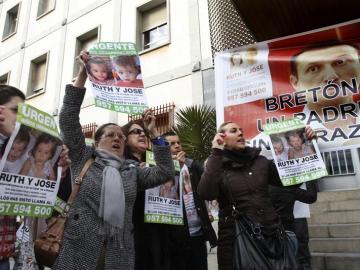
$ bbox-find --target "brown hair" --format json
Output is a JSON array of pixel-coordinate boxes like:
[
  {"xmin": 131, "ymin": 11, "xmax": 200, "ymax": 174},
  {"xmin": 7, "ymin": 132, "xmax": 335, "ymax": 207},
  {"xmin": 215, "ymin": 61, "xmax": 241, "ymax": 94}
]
[
  {"xmin": 113, "ymin": 56, "xmax": 140, "ymax": 71},
  {"xmin": 86, "ymin": 57, "xmax": 113, "ymax": 80},
  {"xmin": 94, "ymin": 123, "xmax": 121, "ymax": 144},
  {"xmin": 285, "ymin": 130, "xmax": 305, "ymax": 145},
  {"xmin": 122, "ymin": 121, "xmax": 148, "ymax": 162},
  {"xmin": 31, "ymin": 133, "xmax": 60, "ymax": 159}
]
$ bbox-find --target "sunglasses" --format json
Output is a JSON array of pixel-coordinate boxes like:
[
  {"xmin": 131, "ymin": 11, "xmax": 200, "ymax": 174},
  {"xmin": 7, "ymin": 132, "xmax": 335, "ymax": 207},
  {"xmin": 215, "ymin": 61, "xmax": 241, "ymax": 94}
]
[
  {"xmin": 128, "ymin": 128, "xmax": 146, "ymax": 136},
  {"xmin": 102, "ymin": 132, "xmax": 126, "ymax": 140}
]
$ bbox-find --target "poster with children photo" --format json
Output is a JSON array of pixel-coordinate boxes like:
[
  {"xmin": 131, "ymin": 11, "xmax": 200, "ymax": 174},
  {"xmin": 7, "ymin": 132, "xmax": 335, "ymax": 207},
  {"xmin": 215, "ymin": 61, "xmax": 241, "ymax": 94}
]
[
  {"xmin": 264, "ymin": 118, "xmax": 328, "ymax": 186},
  {"xmin": 86, "ymin": 42, "xmax": 147, "ymax": 115},
  {"xmin": 0, "ymin": 103, "xmax": 63, "ymax": 218},
  {"xmin": 144, "ymin": 150, "xmax": 184, "ymax": 225}
]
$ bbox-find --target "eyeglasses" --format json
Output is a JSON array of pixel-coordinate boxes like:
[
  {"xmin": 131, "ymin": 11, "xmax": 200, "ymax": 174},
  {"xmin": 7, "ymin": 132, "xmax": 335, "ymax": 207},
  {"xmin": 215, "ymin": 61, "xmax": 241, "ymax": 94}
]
[
  {"xmin": 102, "ymin": 132, "xmax": 126, "ymax": 141},
  {"xmin": 128, "ymin": 128, "xmax": 146, "ymax": 136}
]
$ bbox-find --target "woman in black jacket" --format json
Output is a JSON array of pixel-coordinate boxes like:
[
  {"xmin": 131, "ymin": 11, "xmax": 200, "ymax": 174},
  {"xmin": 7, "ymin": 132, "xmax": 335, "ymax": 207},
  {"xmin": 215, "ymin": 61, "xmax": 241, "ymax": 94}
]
[{"xmin": 197, "ymin": 121, "xmax": 315, "ymax": 270}]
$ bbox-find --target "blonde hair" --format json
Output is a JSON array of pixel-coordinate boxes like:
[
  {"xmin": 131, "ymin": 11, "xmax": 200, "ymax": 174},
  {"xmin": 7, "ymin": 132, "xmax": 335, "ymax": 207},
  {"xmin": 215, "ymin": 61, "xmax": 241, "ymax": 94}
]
[{"xmin": 217, "ymin": 121, "xmax": 234, "ymax": 133}]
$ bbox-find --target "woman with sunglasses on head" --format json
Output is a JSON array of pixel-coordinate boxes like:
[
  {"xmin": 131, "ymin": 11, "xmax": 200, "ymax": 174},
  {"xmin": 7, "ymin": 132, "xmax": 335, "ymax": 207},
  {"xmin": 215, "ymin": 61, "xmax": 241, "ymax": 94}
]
[
  {"xmin": 121, "ymin": 121, "xmax": 151, "ymax": 270},
  {"xmin": 52, "ymin": 51, "xmax": 175, "ymax": 270},
  {"xmin": 197, "ymin": 121, "xmax": 316, "ymax": 270}
]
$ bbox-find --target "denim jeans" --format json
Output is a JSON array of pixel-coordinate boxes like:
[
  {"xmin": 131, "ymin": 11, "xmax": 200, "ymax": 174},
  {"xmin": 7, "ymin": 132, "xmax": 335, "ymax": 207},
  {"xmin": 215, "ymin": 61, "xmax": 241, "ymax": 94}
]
[
  {"xmin": 286, "ymin": 230, "xmax": 299, "ymax": 255},
  {"xmin": 0, "ymin": 259, "xmax": 9, "ymax": 270}
]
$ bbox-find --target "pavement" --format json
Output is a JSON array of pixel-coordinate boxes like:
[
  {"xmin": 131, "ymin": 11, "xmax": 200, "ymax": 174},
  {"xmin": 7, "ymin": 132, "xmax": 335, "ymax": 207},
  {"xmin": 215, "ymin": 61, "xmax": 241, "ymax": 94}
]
[{"xmin": 10, "ymin": 222, "xmax": 219, "ymax": 270}]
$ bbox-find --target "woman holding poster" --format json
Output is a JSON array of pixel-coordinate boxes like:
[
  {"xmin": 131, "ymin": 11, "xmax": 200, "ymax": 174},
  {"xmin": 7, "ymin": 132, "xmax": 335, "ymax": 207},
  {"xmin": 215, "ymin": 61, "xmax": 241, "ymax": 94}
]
[
  {"xmin": 52, "ymin": 51, "xmax": 174, "ymax": 270},
  {"xmin": 198, "ymin": 121, "xmax": 315, "ymax": 270},
  {"xmin": 0, "ymin": 85, "xmax": 71, "ymax": 270},
  {"xmin": 121, "ymin": 120, "xmax": 149, "ymax": 270}
]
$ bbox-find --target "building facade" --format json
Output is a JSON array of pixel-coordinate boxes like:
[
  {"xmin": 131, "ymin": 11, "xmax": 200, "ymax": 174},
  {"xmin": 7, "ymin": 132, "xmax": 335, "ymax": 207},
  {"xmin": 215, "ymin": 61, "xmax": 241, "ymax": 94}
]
[{"xmin": 0, "ymin": 0, "xmax": 214, "ymax": 126}]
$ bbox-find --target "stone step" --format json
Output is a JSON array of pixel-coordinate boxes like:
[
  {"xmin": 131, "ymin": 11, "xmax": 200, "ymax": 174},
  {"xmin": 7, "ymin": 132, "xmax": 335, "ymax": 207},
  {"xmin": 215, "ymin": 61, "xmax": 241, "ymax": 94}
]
[
  {"xmin": 309, "ymin": 223, "xmax": 360, "ymax": 238},
  {"xmin": 310, "ymin": 238, "xmax": 360, "ymax": 253},
  {"xmin": 312, "ymin": 252, "xmax": 360, "ymax": 270},
  {"xmin": 315, "ymin": 190, "xmax": 360, "ymax": 203},
  {"xmin": 308, "ymin": 210, "xmax": 360, "ymax": 224},
  {"xmin": 311, "ymin": 199, "xmax": 360, "ymax": 213}
]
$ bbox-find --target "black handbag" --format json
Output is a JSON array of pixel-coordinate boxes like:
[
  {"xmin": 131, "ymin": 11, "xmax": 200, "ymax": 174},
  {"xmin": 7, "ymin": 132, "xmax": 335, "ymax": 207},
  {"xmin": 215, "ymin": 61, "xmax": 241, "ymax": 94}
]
[
  {"xmin": 232, "ymin": 211, "xmax": 297, "ymax": 270},
  {"xmin": 223, "ymin": 170, "xmax": 297, "ymax": 270}
]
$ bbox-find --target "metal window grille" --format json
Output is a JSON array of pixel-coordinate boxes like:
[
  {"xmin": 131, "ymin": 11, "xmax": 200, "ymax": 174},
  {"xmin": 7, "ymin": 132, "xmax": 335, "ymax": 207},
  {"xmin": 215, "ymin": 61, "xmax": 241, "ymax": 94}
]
[
  {"xmin": 321, "ymin": 149, "xmax": 354, "ymax": 176},
  {"xmin": 82, "ymin": 122, "xmax": 98, "ymax": 139},
  {"xmin": 128, "ymin": 103, "xmax": 175, "ymax": 136}
]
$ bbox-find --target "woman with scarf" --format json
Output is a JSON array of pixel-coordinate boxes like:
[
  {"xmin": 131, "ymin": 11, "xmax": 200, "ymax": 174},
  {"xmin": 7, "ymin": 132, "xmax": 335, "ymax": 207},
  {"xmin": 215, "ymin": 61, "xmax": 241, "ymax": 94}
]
[
  {"xmin": 52, "ymin": 51, "xmax": 175, "ymax": 270},
  {"xmin": 197, "ymin": 121, "xmax": 315, "ymax": 270}
]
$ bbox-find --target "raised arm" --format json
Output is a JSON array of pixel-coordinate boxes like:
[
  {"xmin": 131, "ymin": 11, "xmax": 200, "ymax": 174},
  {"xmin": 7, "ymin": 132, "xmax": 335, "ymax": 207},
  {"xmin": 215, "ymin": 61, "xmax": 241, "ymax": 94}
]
[
  {"xmin": 295, "ymin": 181, "xmax": 318, "ymax": 204},
  {"xmin": 137, "ymin": 144, "xmax": 175, "ymax": 190},
  {"xmin": 136, "ymin": 109, "xmax": 174, "ymax": 190},
  {"xmin": 59, "ymin": 51, "xmax": 92, "ymax": 172}
]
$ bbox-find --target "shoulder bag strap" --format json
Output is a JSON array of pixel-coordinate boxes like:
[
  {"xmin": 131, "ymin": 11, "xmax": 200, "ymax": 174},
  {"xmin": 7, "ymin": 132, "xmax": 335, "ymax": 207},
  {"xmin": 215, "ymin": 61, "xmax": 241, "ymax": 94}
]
[{"xmin": 63, "ymin": 158, "xmax": 94, "ymax": 214}]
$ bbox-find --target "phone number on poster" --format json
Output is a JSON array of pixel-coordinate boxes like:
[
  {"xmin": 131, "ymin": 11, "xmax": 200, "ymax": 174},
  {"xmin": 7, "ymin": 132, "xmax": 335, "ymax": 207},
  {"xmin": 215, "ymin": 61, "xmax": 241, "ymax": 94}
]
[
  {"xmin": 145, "ymin": 214, "xmax": 183, "ymax": 225},
  {"xmin": 0, "ymin": 203, "xmax": 52, "ymax": 217},
  {"xmin": 227, "ymin": 88, "xmax": 266, "ymax": 101},
  {"xmin": 96, "ymin": 100, "xmax": 146, "ymax": 114}
]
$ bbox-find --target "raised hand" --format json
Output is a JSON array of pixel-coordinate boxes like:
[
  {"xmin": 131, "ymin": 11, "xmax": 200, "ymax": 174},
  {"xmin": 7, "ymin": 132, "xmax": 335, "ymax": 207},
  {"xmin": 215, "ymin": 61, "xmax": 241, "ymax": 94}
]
[
  {"xmin": 73, "ymin": 50, "xmax": 89, "ymax": 87},
  {"xmin": 212, "ymin": 133, "xmax": 226, "ymax": 150},
  {"xmin": 305, "ymin": 126, "xmax": 316, "ymax": 140},
  {"xmin": 143, "ymin": 109, "xmax": 159, "ymax": 139},
  {"xmin": 57, "ymin": 144, "xmax": 71, "ymax": 171},
  {"xmin": 175, "ymin": 151, "xmax": 186, "ymax": 167}
]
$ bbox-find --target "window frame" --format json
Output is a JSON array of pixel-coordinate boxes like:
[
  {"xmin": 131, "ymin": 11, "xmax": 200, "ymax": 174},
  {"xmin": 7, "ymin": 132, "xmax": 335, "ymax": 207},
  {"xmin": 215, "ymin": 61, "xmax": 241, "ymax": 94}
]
[
  {"xmin": 26, "ymin": 51, "xmax": 50, "ymax": 99},
  {"xmin": 142, "ymin": 22, "xmax": 169, "ymax": 51},
  {"xmin": 36, "ymin": 0, "xmax": 56, "ymax": 20},
  {"xmin": 2, "ymin": 3, "xmax": 21, "ymax": 41},
  {"xmin": 321, "ymin": 149, "xmax": 355, "ymax": 177},
  {"xmin": 137, "ymin": 0, "xmax": 170, "ymax": 54},
  {"xmin": 72, "ymin": 26, "xmax": 101, "ymax": 79},
  {"xmin": 0, "ymin": 72, "xmax": 11, "ymax": 85}
]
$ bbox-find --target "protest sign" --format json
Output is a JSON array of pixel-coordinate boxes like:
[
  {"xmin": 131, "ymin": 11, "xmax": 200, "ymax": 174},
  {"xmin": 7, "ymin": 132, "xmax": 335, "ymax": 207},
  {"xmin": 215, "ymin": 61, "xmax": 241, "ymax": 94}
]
[
  {"xmin": 263, "ymin": 118, "xmax": 328, "ymax": 186},
  {"xmin": 86, "ymin": 42, "xmax": 147, "ymax": 115},
  {"xmin": 144, "ymin": 151, "xmax": 183, "ymax": 225},
  {"xmin": 208, "ymin": 200, "xmax": 219, "ymax": 221},
  {"xmin": 215, "ymin": 20, "xmax": 360, "ymax": 153},
  {"xmin": 0, "ymin": 104, "xmax": 62, "ymax": 218}
]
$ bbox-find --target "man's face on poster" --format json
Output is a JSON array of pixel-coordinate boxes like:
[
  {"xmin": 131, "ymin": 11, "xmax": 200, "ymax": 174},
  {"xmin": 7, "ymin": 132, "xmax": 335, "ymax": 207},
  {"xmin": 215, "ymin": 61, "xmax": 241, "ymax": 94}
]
[{"xmin": 290, "ymin": 44, "xmax": 360, "ymax": 107}]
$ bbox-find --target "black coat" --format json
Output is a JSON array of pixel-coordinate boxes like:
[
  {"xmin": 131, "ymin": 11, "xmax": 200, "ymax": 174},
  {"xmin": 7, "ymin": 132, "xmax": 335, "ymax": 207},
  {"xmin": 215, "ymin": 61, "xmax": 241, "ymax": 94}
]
[
  {"xmin": 184, "ymin": 158, "xmax": 217, "ymax": 247},
  {"xmin": 133, "ymin": 158, "xmax": 217, "ymax": 270},
  {"xmin": 269, "ymin": 181, "xmax": 318, "ymax": 231},
  {"xmin": 197, "ymin": 147, "xmax": 283, "ymax": 270}
]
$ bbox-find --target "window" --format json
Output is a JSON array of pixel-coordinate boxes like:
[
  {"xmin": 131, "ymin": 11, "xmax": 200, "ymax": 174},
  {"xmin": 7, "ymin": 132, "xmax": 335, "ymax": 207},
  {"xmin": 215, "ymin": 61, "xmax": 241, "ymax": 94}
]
[
  {"xmin": 2, "ymin": 3, "xmax": 20, "ymax": 40},
  {"xmin": 0, "ymin": 72, "xmax": 10, "ymax": 85},
  {"xmin": 73, "ymin": 27, "xmax": 99, "ymax": 77},
  {"xmin": 37, "ymin": 0, "xmax": 56, "ymax": 18},
  {"xmin": 321, "ymin": 149, "xmax": 355, "ymax": 176},
  {"xmin": 27, "ymin": 52, "xmax": 49, "ymax": 97},
  {"xmin": 138, "ymin": 1, "xmax": 169, "ymax": 51}
]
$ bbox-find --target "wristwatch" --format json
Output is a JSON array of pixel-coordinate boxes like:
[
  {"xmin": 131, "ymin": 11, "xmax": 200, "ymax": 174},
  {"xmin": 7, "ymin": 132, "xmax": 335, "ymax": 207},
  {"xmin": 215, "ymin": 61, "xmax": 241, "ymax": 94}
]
[{"xmin": 151, "ymin": 136, "xmax": 169, "ymax": 146}]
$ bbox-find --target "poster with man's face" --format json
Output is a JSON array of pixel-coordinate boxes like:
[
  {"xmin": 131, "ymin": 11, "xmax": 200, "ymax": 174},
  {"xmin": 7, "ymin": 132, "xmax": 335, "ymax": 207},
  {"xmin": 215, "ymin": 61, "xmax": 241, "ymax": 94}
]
[{"xmin": 215, "ymin": 20, "xmax": 360, "ymax": 152}]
